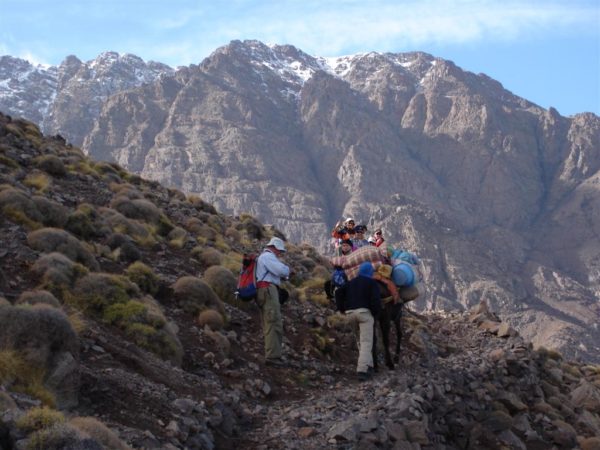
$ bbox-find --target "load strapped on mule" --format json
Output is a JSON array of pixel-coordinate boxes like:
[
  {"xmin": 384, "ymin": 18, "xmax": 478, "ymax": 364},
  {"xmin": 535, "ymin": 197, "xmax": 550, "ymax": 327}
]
[{"xmin": 329, "ymin": 245, "xmax": 425, "ymax": 302}]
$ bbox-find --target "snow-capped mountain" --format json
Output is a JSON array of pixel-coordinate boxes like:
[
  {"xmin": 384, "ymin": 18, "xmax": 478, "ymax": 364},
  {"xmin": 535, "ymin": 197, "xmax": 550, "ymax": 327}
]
[
  {"xmin": 0, "ymin": 40, "xmax": 599, "ymax": 363},
  {"xmin": 0, "ymin": 51, "xmax": 173, "ymax": 144}
]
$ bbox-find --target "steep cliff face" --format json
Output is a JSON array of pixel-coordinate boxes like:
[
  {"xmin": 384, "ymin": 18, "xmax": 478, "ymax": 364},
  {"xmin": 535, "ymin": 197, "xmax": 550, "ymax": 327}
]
[{"xmin": 1, "ymin": 40, "xmax": 599, "ymax": 361}]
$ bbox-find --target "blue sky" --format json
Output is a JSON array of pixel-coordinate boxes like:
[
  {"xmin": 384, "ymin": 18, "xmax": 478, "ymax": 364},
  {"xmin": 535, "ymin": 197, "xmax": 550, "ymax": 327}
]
[{"xmin": 1, "ymin": 0, "xmax": 598, "ymax": 116}]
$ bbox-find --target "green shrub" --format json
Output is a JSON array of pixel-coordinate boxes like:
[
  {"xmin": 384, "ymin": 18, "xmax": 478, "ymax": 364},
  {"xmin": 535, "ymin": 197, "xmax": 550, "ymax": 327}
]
[
  {"xmin": 110, "ymin": 196, "xmax": 162, "ymax": 224},
  {"xmin": 188, "ymin": 195, "xmax": 217, "ymax": 214},
  {"xmin": 192, "ymin": 247, "xmax": 222, "ymax": 267},
  {"xmin": 168, "ymin": 187, "xmax": 186, "ymax": 201},
  {"xmin": 196, "ymin": 224, "xmax": 217, "ymax": 241},
  {"xmin": 0, "ymin": 305, "xmax": 77, "ymax": 406},
  {"xmin": 70, "ymin": 273, "xmax": 138, "ymax": 314},
  {"xmin": 34, "ymin": 155, "xmax": 66, "ymax": 177},
  {"xmin": 203, "ymin": 265, "xmax": 237, "ymax": 305},
  {"xmin": 0, "ymin": 154, "xmax": 19, "ymax": 169},
  {"xmin": 240, "ymin": 215, "xmax": 265, "ymax": 240},
  {"xmin": 16, "ymin": 290, "xmax": 61, "ymax": 308},
  {"xmin": 224, "ymin": 227, "xmax": 241, "ymax": 243},
  {"xmin": 299, "ymin": 257, "xmax": 317, "ymax": 271},
  {"xmin": 109, "ymin": 182, "xmax": 143, "ymax": 199},
  {"xmin": 167, "ymin": 226, "xmax": 188, "ymax": 248},
  {"xmin": 0, "ymin": 349, "xmax": 23, "ymax": 384},
  {"xmin": 0, "ymin": 390, "xmax": 17, "ymax": 411},
  {"xmin": 65, "ymin": 203, "xmax": 102, "ymax": 240},
  {"xmin": 125, "ymin": 261, "xmax": 159, "ymax": 295},
  {"xmin": 0, "ymin": 304, "xmax": 78, "ymax": 367},
  {"xmin": 123, "ymin": 322, "xmax": 182, "ymax": 365},
  {"xmin": 16, "ymin": 406, "xmax": 65, "ymax": 433},
  {"xmin": 27, "ymin": 423, "xmax": 97, "ymax": 450},
  {"xmin": 117, "ymin": 241, "xmax": 142, "ymax": 262},
  {"xmin": 312, "ymin": 264, "xmax": 331, "ymax": 279},
  {"xmin": 69, "ymin": 275, "xmax": 179, "ymax": 364},
  {"xmin": 204, "ymin": 328, "xmax": 231, "ymax": 357},
  {"xmin": 172, "ymin": 276, "xmax": 225, "ymax": 315},
  {"xmin": 0, "ymin": 187, "xmax": 43, "ymax": 225},
  {"xmin": 2, "ymin": 205, "xmax": 42, "ymax": 229},
  {"xmin": 138, "ymin": 295, "xmax": 168, "ymax": 328},
  {"xmin": 94, "ymin": 161, "xmax": 121, "ymax": 177},
  {"xmin": 69, "ymin": 416, "xmax": 131, "ymax": 450},
  {"xmin": 184, "ymin": 217, "xmax": 204, "ymax": 233},
  {"xmin": 100, "ymin": 207, "xmax": 156, "ymax": 247},
  {"xmin": 198, "ymin": 309, "xmax": 224, "ymax": 331},
  {"xmin": 31, "ymin": 252, "xmax": 88, "ymax": 290},
  {"xmin": 27, "ymin": 228, "xmax": 99, "ymax": 271},
  {"xmin": 24, "ymin": 171, "xmax": 51, "ymax": 192},
  {"xmin": 207, "ymin": 215, "xmax": 224, "ymax": 233},
  {"xmin": 156, "ymin": 214, "xmax": 175, "ymax": 237},
  {"xmin": 31, "ymin": 196, "xmax": 68, "ymax": 228},
  {"xmin": 103, "ymin": 300, "xmax": 147, "ymax": 325}
]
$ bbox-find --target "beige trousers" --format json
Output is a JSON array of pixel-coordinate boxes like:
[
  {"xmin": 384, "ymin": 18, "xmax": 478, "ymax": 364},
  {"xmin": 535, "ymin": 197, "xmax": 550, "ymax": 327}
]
[
  {"xmin": 257, "ymin": 285, "xmax": 283, "ymax": 360},
  {"xmin": 345, "ymin": 308, "xmax": 374, "ymax": 372}
]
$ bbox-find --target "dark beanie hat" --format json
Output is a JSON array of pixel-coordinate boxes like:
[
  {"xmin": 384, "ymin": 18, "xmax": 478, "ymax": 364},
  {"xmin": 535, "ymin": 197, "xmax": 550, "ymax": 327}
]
[
  {"xmin": 341, "ymin": 239, "xmax": 353, "ymax": 246},
  {"xmin": 358, "ymin": 262, "xmax": 374, "ymax": 278}
]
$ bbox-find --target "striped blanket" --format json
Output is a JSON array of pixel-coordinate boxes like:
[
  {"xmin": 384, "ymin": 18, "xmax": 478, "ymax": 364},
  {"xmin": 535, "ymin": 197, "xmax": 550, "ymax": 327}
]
[{"xmin": 330, "ymin": 246, "xmax": 389, "ymax": 280}]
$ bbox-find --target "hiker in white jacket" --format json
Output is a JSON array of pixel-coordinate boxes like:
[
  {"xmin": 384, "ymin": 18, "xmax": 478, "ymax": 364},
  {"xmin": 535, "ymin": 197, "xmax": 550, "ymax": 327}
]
[{"xmin": 256, "ymin": 237, "xmax": 290, "ymax": 366}]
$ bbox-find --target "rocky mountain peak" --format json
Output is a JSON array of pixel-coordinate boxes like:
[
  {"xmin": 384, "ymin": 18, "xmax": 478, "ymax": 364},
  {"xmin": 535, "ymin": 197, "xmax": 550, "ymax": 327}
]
[{"xmin": 1, "ymin": 42, "xmax": 599, "ymax": 365}]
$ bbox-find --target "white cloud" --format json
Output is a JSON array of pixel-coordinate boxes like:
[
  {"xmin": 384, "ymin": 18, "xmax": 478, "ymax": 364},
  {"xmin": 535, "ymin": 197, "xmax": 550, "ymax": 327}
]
[
  {"xmin": 18, "ymin": 51, "xmax": 51, "ymax": 67},
  {"xmin": 200, "ymin": 0, "xmax": 598, "ymax": 57}
]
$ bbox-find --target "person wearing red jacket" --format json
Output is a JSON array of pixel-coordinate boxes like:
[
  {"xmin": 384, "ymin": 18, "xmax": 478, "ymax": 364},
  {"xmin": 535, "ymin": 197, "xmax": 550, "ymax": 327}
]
[{"xmin": 372, "ymin": 228, "xmax": 385, "ymax": 247}]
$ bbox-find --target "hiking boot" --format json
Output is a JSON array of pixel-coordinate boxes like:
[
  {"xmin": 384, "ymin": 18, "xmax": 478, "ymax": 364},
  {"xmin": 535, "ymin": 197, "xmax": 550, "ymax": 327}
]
[
  {"xmin": 265, "ymin": 358, "xmax": 287, "ymax": 367},
  {"xmin": 357, "ymin": 371, "xmax": 371, "ymax": 382}
]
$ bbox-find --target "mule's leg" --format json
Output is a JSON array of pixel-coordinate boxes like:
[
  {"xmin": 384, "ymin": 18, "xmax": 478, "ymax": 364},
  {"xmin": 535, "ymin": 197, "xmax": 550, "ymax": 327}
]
[
  {"xmin": 393, "ymin": 317, "xmax": 402, "ymax": 364},
  {"xmin": 380, "ymin": 311, "xmax": 394, "ymax": 370},
  {"xmin": 371, "ymin": 320, "xmax": 379, "ymax": 372}
]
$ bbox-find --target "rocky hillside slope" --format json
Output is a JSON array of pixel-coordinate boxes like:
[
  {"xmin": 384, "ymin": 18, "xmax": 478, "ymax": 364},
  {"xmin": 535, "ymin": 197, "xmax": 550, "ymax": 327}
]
[
  {"xmin": 1, "ymin": 41, "xmax": 599, "ymax": 364},
  {"xmin": 1, "ymin": 114, "xmax": 600, "ymax": 450}
]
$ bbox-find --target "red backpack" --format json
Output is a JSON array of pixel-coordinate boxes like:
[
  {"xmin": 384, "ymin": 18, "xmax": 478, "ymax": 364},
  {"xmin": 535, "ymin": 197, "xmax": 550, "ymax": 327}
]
[{"xmin": 236, "ymin": 254, "xmax": 259, "ymax": 301}]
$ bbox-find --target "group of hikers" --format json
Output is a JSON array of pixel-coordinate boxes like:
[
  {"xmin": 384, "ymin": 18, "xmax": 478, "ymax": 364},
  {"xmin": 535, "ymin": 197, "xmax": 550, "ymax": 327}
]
[
  {"xmin": 253, "ymin": 216, "xmax": 414, "ymax": 382},
  {"xmin": 330, "ymin": 217, "xmax": 385, "ymax": 255}
]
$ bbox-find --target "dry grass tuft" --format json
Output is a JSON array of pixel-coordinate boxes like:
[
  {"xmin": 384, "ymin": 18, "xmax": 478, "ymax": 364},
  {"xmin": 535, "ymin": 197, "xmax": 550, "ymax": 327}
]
[
  {"xmin": 31, "ymin": 195, "xmax": 68, "ymax": 228},
  {"xmin": 198, "ymin": 309, "xmax": 225, "ymax": 331},
  {"xmin": 24, "ymin": 170, "xmax": 51, "ymax": 192},
  {"xmin": 27, "ymin": 228, "xmax": 99, "ymax": 271},
  {"xmin": 34, "ymin": 154, "xmax": 66, "ymax": 177},
  {"xmin": 203, "ymin": 265, "xmax": 237, "ymax": 305},
  {"xmin": 16, "ymin": 406, "xmax": 65, "ymax": 433},
  {"xmin": 69, "ymin": 416, "xmax": 131, "ymax": 450},
  {"xmin": 31, "ymin": 252, "xmax": 88, "ymax": 291},
  {"xmin": 0, "ymin": 187, "xmax": 44, "ymax": 227},
  {"xmin": 172, "ymin": 276, "xmax": 225, "ymax": 316},
  {"xmin": 70, "ymin": 273, "xmax": 138, "ymax": 314},
  {"xmin": 167, "ymin": 226, "xmax": 188, "ymax": 248},
  {"xmin": 16, "ymin": 290, "xmax": 61, "ymax": 308},
  {"xmin": 125, "ymin": 261, "xmax": 160, "ymax": 295},
  {"xmin": 110, "ymin": 196, "xmax": 162, "ymax": 224},
  {"xmin": 65, "ymin": 203, "xmax": 103, "ymax": 240},
  {"xmin": 192, "ymin": 247, "xmax": 223, "ymax": 268}
]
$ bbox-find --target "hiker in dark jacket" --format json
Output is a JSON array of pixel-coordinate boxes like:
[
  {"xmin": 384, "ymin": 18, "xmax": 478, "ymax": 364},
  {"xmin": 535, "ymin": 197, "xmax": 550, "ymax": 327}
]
[
  {"xmin": 335, "ymin": 262, "xmax": 382, "ymax": 381},
  {"xmin": 352, "ymin": 225, "xmax": 370, "ymax": 249}
]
